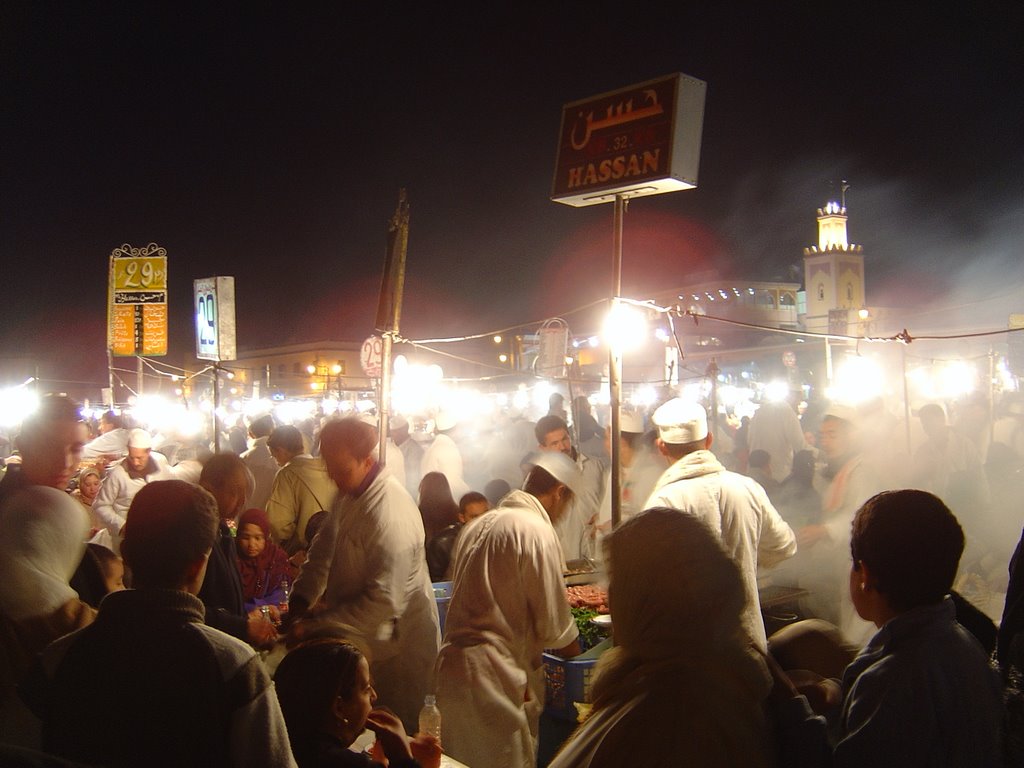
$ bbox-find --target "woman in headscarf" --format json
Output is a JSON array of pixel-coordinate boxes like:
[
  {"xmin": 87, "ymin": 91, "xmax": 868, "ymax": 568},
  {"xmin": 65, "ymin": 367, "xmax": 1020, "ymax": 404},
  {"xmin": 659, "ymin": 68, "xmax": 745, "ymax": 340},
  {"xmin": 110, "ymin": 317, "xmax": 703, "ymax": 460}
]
[
  {"xmin": 71, "ymin": 466, "xmax": 104, "ymax": 536},
  {"xmin": 549, "ymin": 507, "xmax": 777, "ymax": 767},
  {"xmin": 235, "ymin": 508, "xmax": 295, "ymax": 614}
]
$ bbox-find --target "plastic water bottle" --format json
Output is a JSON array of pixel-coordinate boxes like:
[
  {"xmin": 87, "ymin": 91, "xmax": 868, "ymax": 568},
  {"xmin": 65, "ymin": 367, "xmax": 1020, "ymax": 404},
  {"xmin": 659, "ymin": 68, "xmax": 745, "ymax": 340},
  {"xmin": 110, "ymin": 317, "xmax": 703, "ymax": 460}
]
[{"xmin": 418, "ymin": 694, "xmax": 442, "ymax": 742}]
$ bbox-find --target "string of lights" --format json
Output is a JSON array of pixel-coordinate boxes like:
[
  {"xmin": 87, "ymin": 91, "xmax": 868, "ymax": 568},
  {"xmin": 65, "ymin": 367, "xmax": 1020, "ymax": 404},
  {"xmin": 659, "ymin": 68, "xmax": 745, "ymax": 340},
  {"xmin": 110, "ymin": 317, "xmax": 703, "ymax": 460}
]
[
  {"xmin": 402, "ymin": 299, "xmax": 605, "ymax": 345},
  {"xmin": 405, "ymin": 291, "xmax": 1021, "ymax": 353},
  {"xmin": 674, "ymin": 308, "xmax": 1024, "ymax": 345}
]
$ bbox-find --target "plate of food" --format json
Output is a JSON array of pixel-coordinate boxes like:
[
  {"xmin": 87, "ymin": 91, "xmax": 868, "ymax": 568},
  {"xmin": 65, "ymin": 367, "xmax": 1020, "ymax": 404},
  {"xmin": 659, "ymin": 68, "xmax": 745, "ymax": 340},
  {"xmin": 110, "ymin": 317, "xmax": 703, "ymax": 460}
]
[{"xmin": 591, "ymin": 614, "xmax": 612, "ymax": 629}]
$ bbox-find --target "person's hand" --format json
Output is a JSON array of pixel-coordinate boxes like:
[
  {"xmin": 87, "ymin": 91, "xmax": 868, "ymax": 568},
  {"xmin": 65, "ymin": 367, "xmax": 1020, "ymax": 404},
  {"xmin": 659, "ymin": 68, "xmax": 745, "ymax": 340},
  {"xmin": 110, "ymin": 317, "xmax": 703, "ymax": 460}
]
[
  {"xmin": 246, "ymin": 615, "xmax": 278, "ymax": 649},
  {"xmin": 797, "ymin": 524, "xmax": 829, "ymax": 548},
  {"xmin": 248, "ymin": 605, "xmax": 281, "ymax": 625},
  {"xmin": 787, "ymin": 669, "xmax": 842, "ymax": 717},
  {"xmin": 365, "ymin": 708, "xmax": 413, "ymax": 764},
  {"xmin": 410, "ymin": 733, "xmax": 442, "ymax": 768}
]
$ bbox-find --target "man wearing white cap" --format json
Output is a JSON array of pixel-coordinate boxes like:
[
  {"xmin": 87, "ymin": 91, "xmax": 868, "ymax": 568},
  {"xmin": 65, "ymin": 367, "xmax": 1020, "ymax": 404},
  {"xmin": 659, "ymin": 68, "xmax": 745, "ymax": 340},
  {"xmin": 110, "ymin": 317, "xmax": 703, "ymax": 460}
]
[
  {"xmin": 436, "ymin": 450, "xmax": 581, "ymax": 768},
  {"xmin": 419, "ymin": 410, "xmax": 469, "ymax": 499},
  {"xmin": 93, "ymin": 428, "xmax": 175, "ymax": 545},
  {"xmin": 644, "ymin": 398, "xmax": 796, "ymax": 651}
]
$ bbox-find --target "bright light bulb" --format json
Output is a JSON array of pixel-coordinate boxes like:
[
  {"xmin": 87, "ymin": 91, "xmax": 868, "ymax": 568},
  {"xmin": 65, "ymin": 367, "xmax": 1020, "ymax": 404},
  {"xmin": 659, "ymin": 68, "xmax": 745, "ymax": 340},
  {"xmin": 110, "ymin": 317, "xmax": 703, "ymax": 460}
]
[
  {"xmin": 764, "ymin": 381, "xmax": 790, "ymax": 402},
  {"xmin": 603, "ymin": 302, "xmax": 648, "ymax": 352}
]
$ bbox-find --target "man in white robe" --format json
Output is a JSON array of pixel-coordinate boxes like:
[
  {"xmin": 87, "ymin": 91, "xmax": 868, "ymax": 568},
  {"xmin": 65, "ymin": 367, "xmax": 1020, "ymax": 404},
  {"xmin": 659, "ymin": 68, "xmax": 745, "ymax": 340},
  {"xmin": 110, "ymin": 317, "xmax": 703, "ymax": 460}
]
[
  {"xmin": 435, "ymin": 451, "xmax": 582, "ymax": 768},
  {"xmin": 534, "ymin": 415, "xmax": 606, "ymax": 561},
  {"xmin": 92, "ymin": 429, "xmax": 176, "ymax": 549},
  {"xmin": 644, "ymin": 398, "xmax": 797, "ymax": 652},
  {"xmin": 286, "ymin": 417, "xmax": 439, "ymax": 734},
  {"xmin": 419, "ymin": 411, "xmax": 469, "ymax": 499}
]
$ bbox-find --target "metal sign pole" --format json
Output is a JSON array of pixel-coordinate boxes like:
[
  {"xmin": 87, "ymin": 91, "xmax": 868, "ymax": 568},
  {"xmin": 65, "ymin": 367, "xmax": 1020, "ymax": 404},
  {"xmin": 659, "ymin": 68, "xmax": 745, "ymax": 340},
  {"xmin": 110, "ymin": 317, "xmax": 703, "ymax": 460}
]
[
  {"xmin": 609, "ymin": 194, "xmax": 625, "ymax": 530},
  {"xmin": 212, "ymin": 363, "xmax": 221, "ymax": 453}
]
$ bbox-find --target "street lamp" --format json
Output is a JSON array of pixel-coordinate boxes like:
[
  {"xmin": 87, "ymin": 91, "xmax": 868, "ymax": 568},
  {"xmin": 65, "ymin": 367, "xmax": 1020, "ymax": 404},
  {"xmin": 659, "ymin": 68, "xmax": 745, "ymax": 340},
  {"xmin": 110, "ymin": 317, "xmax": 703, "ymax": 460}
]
[{"xmin": 602, "ymin": 301, "xmax": 648, "ymax": 352}]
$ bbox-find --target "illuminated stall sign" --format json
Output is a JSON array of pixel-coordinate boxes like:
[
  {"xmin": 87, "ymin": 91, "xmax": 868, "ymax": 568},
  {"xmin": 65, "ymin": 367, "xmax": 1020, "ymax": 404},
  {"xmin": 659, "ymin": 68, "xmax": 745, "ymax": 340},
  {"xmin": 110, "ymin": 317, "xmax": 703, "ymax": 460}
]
[
  {"xmin": 552, "ymin": 72, "xmax": 706, "ymax": 207},
  {"xmin": 194, "ymin": 276, "xmax": 237, "ymax": 362},
  {"xmin": 107, "ymin": 243, "xmax": 168, "ymax": 356}
]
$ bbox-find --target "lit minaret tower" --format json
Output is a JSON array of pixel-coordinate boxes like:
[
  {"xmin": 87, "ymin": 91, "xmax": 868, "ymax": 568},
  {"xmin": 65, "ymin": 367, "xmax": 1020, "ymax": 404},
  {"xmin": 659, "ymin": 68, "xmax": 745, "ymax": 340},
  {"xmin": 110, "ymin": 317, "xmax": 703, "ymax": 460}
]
[{"xmin": 802, "ymin": 182, "xmax": 866, "ymax": 334}]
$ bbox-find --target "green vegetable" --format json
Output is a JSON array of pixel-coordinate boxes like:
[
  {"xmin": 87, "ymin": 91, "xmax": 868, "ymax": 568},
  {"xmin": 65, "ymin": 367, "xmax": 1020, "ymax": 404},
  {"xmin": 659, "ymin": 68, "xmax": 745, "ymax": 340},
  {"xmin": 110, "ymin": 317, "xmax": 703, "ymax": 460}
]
[{"xmin": 572, "ymin": 606, "xmax": 603, "ymax": 650}]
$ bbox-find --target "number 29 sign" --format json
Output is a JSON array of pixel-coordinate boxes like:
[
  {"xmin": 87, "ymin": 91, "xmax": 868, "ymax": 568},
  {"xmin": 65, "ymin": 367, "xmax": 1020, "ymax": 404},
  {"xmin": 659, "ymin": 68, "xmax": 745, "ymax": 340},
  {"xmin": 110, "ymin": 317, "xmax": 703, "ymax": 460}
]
[
  {"xmin": 194, "ymin": 276, "xmax": 237, "ymax": 362},
  {"xmin": 107, "ymin": 243, "xmax": 168, "ymax": 357}
]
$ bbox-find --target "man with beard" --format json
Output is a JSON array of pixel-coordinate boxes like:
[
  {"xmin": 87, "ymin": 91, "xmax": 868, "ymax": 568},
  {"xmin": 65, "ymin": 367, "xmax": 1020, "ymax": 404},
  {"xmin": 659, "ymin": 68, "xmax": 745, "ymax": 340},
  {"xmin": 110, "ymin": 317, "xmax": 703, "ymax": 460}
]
[
  {"xmin": 797, "ymin": 404, "xmax": 881, "ymax": 646},
  {"xmin": 92, "ymin": 428, "xmax": 175, "ymax": 549},
  {"xmin": 534, "ymin": 414, "xmax": 606, "ymax": 561}
]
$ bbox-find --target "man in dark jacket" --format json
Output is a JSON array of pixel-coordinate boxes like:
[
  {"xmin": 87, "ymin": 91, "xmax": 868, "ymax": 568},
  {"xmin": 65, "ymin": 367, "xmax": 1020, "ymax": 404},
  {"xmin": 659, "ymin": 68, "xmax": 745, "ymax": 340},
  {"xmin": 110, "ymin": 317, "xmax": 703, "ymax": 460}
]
[{"xmin": 23, "ymin": 480, "xmax": 295, "ymax": 767}]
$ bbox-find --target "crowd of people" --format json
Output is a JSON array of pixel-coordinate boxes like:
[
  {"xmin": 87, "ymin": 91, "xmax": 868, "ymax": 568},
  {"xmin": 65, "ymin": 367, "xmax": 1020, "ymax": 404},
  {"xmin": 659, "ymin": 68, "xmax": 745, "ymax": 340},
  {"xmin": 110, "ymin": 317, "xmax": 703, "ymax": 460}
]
[{"xmin": 0, "ymin": 385, "xmax": 1021, "ymax": 767}]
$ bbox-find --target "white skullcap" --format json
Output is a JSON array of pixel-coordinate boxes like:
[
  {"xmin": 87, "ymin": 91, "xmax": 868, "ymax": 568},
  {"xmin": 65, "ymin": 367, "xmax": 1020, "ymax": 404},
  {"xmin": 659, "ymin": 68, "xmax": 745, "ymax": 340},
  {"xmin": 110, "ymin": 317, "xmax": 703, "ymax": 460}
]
[
  {"xmin": 389, "ymin": 414, "xmax": 408, "ymax": 431},
  {"xmin": 620, "ymin": 410, "xmax": 645, "ymax": 434},
  {"xmin": 651, "ymin": 399, "xmax": 708, "ymax": 444},
  {"xmin": 434, "ymin": 410, "xmax": 458, "ymax": 432},
  {"xmin": 523, "ymin": 450, "xmax": 583, "ymax": 497},
  {"xmin": 822, "ymin": 403, "xmax": 857, "ymax": 424},
  {"xmin": 127, "ymin": 428, "xmax": 153, "ymax": 450}
]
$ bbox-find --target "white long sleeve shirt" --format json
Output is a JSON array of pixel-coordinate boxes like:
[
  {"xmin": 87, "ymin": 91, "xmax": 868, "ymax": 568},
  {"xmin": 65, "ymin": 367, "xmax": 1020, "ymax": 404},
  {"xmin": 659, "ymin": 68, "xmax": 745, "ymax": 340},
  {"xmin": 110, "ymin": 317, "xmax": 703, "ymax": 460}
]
[{"xmin": 92, "ymin": 452, "xmax": 176, "ymax": 538}]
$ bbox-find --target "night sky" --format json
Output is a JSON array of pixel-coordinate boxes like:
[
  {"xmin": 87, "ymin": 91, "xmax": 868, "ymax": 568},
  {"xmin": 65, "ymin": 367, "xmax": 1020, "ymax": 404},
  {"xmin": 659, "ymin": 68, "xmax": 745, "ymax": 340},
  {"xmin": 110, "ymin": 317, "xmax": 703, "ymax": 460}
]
[{"xmin": 2, "ymin": 3, "xmax": 1022, "ymax": 388}]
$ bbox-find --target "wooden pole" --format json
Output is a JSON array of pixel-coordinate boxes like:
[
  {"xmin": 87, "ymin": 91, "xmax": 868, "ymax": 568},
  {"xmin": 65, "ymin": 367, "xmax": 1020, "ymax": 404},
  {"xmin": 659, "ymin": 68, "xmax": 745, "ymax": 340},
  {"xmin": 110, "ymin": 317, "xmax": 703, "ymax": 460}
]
[{"xmin": 377, "ymin": 190, "xmax": 410, "ymax": 465}]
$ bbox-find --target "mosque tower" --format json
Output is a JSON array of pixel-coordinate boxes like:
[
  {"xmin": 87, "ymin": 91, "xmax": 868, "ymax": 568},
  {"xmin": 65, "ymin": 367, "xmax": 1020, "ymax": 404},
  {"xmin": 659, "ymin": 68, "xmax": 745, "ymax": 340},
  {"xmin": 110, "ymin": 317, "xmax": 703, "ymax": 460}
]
[{"xmin": 802, "ymin": 186, "xmax": 866, "ymax": 334}]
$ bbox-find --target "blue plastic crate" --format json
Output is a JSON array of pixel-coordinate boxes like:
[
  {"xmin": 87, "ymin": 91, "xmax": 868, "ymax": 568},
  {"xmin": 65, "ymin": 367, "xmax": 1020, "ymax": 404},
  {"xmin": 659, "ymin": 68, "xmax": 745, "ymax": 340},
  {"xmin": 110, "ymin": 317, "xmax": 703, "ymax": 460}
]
[
  {"xmin": 432, "ymin": 581, "xmax": 453, "ymax": 635},
  {"xmin": 542, "ymin": 638, "xmax": 611, "ymax": 721}
]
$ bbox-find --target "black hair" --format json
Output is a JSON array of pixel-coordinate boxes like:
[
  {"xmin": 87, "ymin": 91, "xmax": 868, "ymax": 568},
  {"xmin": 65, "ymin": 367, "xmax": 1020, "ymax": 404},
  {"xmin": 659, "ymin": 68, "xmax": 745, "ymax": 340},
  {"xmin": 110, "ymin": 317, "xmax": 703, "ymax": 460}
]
[
  {"xmin": 535, "ymin": 415, "xmax": 568, "ymax": 445},
  {"xmin": 851, "ymin": 489, "xmax": 964, "ymax": 613},
  {"xmin": 248, "ymin": 414, "xmax": 276, "ymax": 439},
  {"xmin": 274, "ymin": 639, "xmax": 365, "ymax": 742},
  {"xmin": 748, "ymin": 450, "xmax": 771, "ymax": 469},
  {"xmin": 459, "ymin": 491, "xmax": 488, "ymax": 515},
  {"xmin": 121, "ymin": 480, "xmax": 219, "ymax": 589},
  {"xmin": 267, "ymin": 424, "xmax": 305, "ymax": 455},
  {"xmin": 483, "ymin": 479, "xmax": 512, "ymax": 507},
  {"xmin": 100, "ymin": 410, "xmax": 124, "ymax": 429}
]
